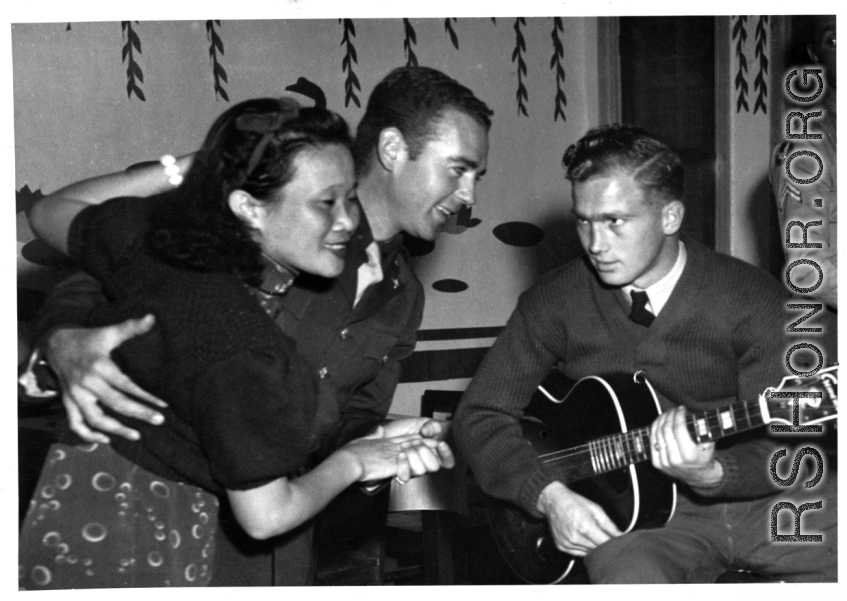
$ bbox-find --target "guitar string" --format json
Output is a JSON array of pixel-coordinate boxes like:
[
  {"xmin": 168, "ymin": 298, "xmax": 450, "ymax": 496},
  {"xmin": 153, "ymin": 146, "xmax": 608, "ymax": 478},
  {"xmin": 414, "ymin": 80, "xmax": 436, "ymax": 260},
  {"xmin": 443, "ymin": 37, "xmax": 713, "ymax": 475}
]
[
  {"xmin": 538, "ymin": 403, "xmax": 766, "ymax": 463},
  {"xmin": 535, "ymin": 370, "xmax": 837, "ymax": 471},
  {"xmin": 538, "ymin": 404, "xmax": 768, "ymax": 467}
]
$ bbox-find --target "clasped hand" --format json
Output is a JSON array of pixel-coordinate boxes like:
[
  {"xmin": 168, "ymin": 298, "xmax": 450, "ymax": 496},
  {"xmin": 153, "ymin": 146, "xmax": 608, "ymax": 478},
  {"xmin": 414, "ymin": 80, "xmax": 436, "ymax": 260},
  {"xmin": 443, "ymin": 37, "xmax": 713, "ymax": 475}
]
[
  {"xmin": 347, "ymin": 425, "xmax": 454, "ymax": 484},
  {"xmin": 381, "ymin": 416, "xmax": 455, "ymax": 479}
]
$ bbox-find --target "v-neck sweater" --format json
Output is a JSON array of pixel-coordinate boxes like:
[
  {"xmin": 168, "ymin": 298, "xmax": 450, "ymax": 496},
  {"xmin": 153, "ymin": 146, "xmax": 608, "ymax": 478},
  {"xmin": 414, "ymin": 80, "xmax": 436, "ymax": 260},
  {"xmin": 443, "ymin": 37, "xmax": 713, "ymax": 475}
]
[{"xmin": 455, "ymin": 240, "xmax": 799, "ymax": 517}]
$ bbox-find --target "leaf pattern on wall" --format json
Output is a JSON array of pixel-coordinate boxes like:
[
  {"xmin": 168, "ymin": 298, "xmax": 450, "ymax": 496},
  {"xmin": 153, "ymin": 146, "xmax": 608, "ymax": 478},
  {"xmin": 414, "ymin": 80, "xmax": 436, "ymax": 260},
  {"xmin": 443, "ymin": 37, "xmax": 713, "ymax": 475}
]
[
  {"xmin": 753, "ymin": 16, "xmax": 769, "ymax": 114},
  {"xmin": 339, "ymin": 19, "xmax": 361, "ymax": 108},
  {"xmin": 732, "ymin": 16, "xmax": 749, "ymax": 113},
  {"xmin": 512, "ymin": 18, "xmax": 528, "ymax": 117},
  {"xmin": 444, "ymin": 18, "xmax": 459, "ymax": 49},
  {"xmin": 121, "ymin": 21, "xmax": 145, "ymax": 101},
  {"xmin": 550, "ymin": 17, "xmax": 567, "ymax": 122},
  {"xmin": 206, "ymin": 21, "xmax": 229, "ymax": 102},
  {"xmin": 403, "ymin": 19, "xmax": 419, "ymax": 67}
]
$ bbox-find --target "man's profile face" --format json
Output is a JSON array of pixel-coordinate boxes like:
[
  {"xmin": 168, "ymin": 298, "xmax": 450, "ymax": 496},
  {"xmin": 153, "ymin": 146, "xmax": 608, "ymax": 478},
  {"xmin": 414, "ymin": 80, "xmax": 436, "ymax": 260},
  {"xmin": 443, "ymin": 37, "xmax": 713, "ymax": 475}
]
[
  {"xmin": 572, "ymin": 171, "xmax": 682, "ymax": 289},
  {"xmin": 390, "ymin": 109, "xmax": 489, "ymax": 241}
]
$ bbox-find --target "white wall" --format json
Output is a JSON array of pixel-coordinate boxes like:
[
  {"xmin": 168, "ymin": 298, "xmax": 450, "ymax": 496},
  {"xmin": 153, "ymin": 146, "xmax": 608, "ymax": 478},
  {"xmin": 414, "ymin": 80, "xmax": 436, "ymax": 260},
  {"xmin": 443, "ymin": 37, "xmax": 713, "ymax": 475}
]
[{"xmin": 718, "ymin": 15, "xmax": 777, "ymax": 267}]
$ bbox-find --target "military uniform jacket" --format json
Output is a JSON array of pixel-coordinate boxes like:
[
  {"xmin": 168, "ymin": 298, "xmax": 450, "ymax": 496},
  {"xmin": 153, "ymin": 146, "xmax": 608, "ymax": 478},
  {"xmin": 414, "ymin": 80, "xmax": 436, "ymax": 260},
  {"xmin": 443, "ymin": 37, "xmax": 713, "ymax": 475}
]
[{"xmin": 277, "ymin": 215, "xmax": 425, "ymax": 460}]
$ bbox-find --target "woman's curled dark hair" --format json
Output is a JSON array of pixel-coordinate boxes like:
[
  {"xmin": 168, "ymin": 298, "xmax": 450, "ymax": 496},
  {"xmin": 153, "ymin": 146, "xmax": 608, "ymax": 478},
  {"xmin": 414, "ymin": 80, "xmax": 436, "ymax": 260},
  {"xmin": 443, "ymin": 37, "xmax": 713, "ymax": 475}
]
[{"xmin": 148, "ymin": 97, "xmax": 353, "ymax": 286}]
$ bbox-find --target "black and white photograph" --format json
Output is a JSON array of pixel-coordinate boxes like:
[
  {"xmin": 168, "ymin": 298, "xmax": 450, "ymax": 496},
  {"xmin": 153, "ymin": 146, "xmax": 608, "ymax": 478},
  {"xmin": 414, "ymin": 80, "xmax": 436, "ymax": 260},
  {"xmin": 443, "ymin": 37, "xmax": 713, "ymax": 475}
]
[{"xmin": 6, "ymin": 0, "xmax": 840, "ymax": 591}]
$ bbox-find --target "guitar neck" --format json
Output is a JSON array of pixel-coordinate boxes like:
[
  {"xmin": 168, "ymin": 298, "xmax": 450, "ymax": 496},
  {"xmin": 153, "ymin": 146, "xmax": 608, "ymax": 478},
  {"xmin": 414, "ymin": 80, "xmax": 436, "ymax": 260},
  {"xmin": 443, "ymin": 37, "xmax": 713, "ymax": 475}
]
[
  {"xmin": 543, "ymin": 398, "xmax": 768, "ymax": 481},
  {"xmin": 685, "ymin": 398, "xmax": 769, "ymax": 444}
]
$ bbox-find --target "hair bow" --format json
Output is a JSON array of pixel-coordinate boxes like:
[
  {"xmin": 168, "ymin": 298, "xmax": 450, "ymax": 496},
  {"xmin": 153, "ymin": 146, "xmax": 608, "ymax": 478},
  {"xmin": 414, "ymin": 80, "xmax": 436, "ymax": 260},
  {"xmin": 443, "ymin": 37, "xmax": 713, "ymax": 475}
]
[{"xmin": 237, "ymin": 98, "xmax": 302, "ymax": 177}]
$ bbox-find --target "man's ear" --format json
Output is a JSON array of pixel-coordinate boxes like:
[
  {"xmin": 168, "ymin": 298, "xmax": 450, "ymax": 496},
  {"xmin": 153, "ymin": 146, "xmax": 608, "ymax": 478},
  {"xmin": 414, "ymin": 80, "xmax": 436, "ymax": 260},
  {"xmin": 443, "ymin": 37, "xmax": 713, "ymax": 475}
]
[
  {"xmin": 376, "ymin": 128, "xmax": 407, "ymax": 172},
  {"xmin": 228, "ymin": 189, "xmax": 264, "ymax": 230},
  {"xmin": 661, "ymin": 200, "xmax": 685, "ymax": 236}
]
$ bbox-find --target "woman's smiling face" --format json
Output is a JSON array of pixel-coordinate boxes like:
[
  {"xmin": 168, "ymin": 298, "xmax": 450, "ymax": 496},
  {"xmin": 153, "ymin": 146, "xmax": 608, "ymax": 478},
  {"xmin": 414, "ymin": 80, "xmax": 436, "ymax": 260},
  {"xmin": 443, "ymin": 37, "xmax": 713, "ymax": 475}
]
[{"xmin": 255, "ymin": 143, "xmax": 359, "ymax": 277}]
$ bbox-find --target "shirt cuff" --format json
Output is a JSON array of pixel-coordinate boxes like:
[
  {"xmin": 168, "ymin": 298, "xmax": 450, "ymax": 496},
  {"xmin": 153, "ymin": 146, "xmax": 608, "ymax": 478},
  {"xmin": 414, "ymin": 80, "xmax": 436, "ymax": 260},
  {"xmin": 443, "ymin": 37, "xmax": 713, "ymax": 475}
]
[
  {"xmin": 688, "ymin": 458, "xmax": 728, "ymax": 497},
  {"xmin": 519, "ymin": 468, "xmax": 560, "ymax": 519},
  {"xmin": 19, "ymin": 346, "xmax": 59, "ymax": 399},
  {"xmin": 359, "ymin": 479, "xmax": 391, "ymax": 496}
]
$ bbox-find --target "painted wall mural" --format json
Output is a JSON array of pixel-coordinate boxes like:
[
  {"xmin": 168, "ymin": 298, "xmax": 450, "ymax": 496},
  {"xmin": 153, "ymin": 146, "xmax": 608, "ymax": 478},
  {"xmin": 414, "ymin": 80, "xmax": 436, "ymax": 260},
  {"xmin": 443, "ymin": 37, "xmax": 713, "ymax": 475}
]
[
  {"xmin": 403, "ymin": 18, "xmax": 418, "ymax": 67},
  {"xmin": 121, "ymin": 22, "xmax": 145, "ymax": 100},
  {"xmin": 752, "ymin": 16, "xmax": 770, "ymax": 114},
  {"xmin": 207, "ymin": 20, "xmax": 229, "ymax": 102},
  {"xmin": 118, "ymin": 20, "xmax": 232, "ymax": 102},
  {"xmin": 96, "ymin": 19, "xmax": 573, "ymax": 120},
  {"xmin": 339, "ymin": 19, "xmax": 361, "ymax": 108},
  {"xmin": 733, "ymin": 15, "xmax": 770, "ymax": 114},
  {"xmin": 444, "ymin": 19, "xmax": 459, "ymax": 50},
  {"xmin": 513, "ymin": 18, "xmax": 529, "ymax": 117},
  {"xmin": 551, "ymin": 17, "xmax": 568, "ymax": 122}
]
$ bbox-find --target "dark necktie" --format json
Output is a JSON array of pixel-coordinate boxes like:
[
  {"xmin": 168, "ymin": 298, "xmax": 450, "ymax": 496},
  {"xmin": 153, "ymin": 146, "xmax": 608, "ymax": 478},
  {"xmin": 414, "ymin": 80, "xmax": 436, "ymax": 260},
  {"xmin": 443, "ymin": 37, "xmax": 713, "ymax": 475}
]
[{"xmin": 629, "ymin": 290, "xmax": 654, "ymax": 327}]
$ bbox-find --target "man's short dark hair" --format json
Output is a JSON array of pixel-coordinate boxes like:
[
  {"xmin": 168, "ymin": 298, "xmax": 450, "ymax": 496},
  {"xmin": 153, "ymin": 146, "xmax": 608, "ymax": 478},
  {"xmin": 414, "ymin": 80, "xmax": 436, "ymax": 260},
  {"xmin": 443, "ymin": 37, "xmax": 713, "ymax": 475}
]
[
  {"xmin": 563, "ymin": 124, "xmax": 684, "ymax": 205},
  {"xmin": 353, "ymin": 66, "xmax": 493, "ymax": 175}
]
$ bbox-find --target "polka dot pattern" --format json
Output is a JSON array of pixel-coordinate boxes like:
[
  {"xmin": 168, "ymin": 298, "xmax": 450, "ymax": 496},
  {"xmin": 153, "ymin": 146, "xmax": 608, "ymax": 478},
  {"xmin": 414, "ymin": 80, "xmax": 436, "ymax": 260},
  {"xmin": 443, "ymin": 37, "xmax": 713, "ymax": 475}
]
[
  {"xmin": 432, "ymin": 279, "xmax": 470, "ymax": 293},
  {"xmin": 19, "ymin": 442, "xmax": 218, "ymax": 589},
  {"xmin": 492, "ymin": 221, "xmax": 545, "ymax": 247}
]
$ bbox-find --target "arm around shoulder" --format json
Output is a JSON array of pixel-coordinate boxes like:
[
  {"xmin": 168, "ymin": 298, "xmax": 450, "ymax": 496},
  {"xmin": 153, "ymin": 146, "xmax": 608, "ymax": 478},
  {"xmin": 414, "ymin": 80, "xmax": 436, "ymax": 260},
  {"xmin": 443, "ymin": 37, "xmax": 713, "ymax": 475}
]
[{"xmin": 29, "ymin": 154, "xmax": 195, "ymax": 255}]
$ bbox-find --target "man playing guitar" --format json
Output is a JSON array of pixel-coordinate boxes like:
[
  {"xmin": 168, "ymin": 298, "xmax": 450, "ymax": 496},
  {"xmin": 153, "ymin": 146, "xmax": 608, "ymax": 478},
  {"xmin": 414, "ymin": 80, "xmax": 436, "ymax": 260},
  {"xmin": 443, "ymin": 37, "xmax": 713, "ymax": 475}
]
[{"xmin": 454, "ymin": 124, "xmax": 837, "ymax": 583}]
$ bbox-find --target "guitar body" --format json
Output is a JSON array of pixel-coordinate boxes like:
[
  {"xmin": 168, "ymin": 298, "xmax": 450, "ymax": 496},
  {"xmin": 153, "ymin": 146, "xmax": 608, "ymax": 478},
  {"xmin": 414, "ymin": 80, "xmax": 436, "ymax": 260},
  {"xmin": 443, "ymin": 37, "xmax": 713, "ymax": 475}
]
[
  {"xmin": 487, "ymin": 372, "xmax": 676, "ymax": 584},
  {"xmin": 486, "ymin": 365, "xmax": 839, "ymax": 584}
]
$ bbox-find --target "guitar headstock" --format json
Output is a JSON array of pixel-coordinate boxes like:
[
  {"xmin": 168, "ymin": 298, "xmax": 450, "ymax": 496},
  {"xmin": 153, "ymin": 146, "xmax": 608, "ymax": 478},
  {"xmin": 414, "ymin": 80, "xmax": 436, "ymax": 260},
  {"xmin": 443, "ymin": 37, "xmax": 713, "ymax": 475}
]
[{"xmin": 764, "ymin": 365, "xmax": 838, "ymax": 426}]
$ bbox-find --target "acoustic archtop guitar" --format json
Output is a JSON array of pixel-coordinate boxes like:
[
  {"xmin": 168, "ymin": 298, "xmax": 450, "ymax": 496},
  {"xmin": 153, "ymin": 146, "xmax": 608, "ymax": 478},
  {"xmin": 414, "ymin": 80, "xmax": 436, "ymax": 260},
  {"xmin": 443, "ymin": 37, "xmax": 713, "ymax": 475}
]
[{"xmin": 486, "ymin": 366, "xmax": 838, "ymax": 584}]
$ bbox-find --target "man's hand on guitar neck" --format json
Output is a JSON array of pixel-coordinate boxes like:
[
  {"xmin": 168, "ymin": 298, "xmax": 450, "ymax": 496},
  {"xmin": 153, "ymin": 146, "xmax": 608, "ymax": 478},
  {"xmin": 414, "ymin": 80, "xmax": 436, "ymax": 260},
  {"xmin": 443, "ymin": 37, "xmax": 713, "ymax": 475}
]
[
  {"xmin": 650, "ymin": 406, "xmax": 723, "ymax": 488},
  {"xmin": 536, "ymin": 481, "xmax": 622, "ymax": 557}
]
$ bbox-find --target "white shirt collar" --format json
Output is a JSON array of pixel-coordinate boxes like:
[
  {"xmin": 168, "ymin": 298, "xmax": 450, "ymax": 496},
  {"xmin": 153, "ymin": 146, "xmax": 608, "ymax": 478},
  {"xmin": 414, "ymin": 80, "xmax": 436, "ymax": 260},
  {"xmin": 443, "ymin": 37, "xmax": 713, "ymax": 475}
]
[
  {"xmin": 354, "ymin": 241, "xmax": 384, "ymax": 307},
  {"xmin": 623, "ymin": 240, "xmax": 687, "ymax": 316}
]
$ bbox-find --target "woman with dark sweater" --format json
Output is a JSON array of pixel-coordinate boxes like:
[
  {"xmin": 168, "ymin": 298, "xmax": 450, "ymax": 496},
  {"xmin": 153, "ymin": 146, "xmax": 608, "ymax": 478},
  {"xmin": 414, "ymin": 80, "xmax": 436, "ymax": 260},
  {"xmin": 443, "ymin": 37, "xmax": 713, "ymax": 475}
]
[{"xmin": 21, "ymin": 98, "xmax": 446, "ymax": 588}]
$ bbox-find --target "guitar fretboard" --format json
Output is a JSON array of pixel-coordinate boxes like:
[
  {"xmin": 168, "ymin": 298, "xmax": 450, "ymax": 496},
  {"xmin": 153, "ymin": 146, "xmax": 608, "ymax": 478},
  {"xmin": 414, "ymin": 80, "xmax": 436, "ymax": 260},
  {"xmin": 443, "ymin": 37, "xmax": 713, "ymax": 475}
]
[
  {"xmin": 541, "ymin": 399, "xmax": 768, "ymax": 482},
  {"xmin": 686, "ymin": 400, "xmax": 768, "ymax": 444}
]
